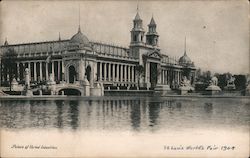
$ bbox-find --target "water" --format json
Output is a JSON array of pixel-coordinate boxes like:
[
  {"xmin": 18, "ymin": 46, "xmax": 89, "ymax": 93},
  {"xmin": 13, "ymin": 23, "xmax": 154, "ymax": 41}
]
[
  {"xmin": 0, "ymin": 97, "xmax": 249, "ymax": 132},
  {"xmin": 0, "ymin": 97, "xmax": 249, "ymax": 157}
]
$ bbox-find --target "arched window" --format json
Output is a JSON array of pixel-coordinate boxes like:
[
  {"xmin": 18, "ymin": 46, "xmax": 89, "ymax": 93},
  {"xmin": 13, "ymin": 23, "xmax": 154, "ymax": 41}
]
[{"xmin": 133, "ymin": 35, "xmax": 137, "ymax": 42}]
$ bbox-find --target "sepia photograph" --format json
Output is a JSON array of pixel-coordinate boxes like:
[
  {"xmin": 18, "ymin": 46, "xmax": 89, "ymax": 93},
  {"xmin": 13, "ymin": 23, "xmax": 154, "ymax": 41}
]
[{"xmin": 0, "ymin": 0, "xmax": 249, "ymax": 157}]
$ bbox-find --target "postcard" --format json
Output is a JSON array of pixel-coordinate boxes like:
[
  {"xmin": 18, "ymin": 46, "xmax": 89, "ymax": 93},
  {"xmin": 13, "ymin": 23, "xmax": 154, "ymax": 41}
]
[{"xmin": 0, "ymin": 0, "xmax": 249, "ymax": 157}]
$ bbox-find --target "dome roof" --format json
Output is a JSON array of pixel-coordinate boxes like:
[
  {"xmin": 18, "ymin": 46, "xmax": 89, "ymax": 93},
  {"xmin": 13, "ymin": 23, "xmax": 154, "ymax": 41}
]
[
  {"xmin": 179, "ymin": 52, "xmax": 192, "ymax": 64},
  {"xmin": 70, "ymin": 27, "xmax": 90, "ymax": 46}
]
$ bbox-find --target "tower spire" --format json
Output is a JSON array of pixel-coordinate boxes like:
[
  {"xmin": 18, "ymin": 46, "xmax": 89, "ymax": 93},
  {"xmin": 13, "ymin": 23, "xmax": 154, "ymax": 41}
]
[{"xmin": 146, "ymin": 14, "xmax": 158, "ymax": 46}]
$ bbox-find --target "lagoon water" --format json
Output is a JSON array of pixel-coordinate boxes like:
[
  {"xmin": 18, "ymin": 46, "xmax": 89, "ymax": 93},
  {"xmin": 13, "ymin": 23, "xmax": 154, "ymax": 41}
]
[
  {"xmin": 0, "ymin": 97, "xmax": 249, "ymax": 157},
  {"xmin": 0, "ymin": 97, "xmax": 249, "ymax": 132}
]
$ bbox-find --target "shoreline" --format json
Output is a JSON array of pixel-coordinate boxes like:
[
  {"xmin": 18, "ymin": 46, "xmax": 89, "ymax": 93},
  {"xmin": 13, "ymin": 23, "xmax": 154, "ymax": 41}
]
[{"xmin": 0, "ymin": 94, "xmax": 249, "ymax": 100}]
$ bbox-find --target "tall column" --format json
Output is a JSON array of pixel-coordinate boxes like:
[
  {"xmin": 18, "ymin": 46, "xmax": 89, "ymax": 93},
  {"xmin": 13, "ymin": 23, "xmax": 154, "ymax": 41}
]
[
  {"xmin": 170, "ymin": 70, "xmax": 172, "ymax": 85},
  {"xmin": 166, "ymin": 70, "xmax": 168, "ymax": 85},
  {"xmin": 177, "ymin": 71, "xmax": 179, "ymax": 85},
  {"xmin": 58, "ymin": 61, "xmax": 60, "ymax": 81},
  {"xmin": 174, "ymin": 71, "xmax": 177, "ymax": 88},
  {"xmin": 175, "ymin": 71, "xmax": 178, "ymax": 83},
  {"xmin": 180, "ymin": 71, "xmax": 182, "ymax": 83},
  {"xmin": 61, "ymin": 60, "xmax": 65, "ymax": 81},
  {"xmin": 62, "ymin": 60, "xmax": 64, "ymax": 74},
  {"xmin": 166, "ymin": 70, "xmax": 169, "ymax": 85},
  {"xmin": 28, "ymin": 62, "xmax": 31, "ymax": 79},
  {"xmin": 104, "ymin": 63, "xmax": 106, "ymax": 81},
  {"xmin": 40, "ymin": 62, "xmax": 43, "ymax": 81},
  {"xmin": 120, "ymin": 65, "xmax": 123, "ymax": 82},
  {"xmin": 162, "ymin": 70, "xmax": 165, "ymax": 84},
  {"xmin": 128, "ymin": 65, "xmax": 131, "ymax": 82},
  {"xmin": 22, "ymin": 63, "xmax": 25, "ymax": 80},
  {"xmin": 34, "ymin": 62, "xmax": 37, "ymax": 81},
  {"xmin": 51, "ymin": 61, "xmax": 54, "ymax": 81},
  {"xmin": 99, "ymin": 62, "xmax": 102, "ymax": 81},
  {"xmin": 173, "ymin": 71, "xmax": 175, "ymax": 83},
  {"xmin": 145, "ymin": 63, "xmax": 150, "ymax": 83},
  {"xmin": 112, "ymin": 63, "xmax": 115, "ymax": 81},
  {"xmin": 157, "ymin": 64, "xmax": 161, "ymax": 84},
  {"xmin": 108, "ymin": 63, "xmax": 111, "ymax": 81},
  {"xmin": 116, "ymin": 64, "xmax": 119, "ymax": 81},
  {"xmin": 124, "ymin": 65, "xmax": 127, "ymax": 82},
  {"xmin": 131, "ymin": 66, "xmax": 134, "ymax": 83},
  {"xmin": 16, "ymin": 62, "xmax": 19, "ymax": 80},
  {"xmin": 46, "ymin": 62, "xmax": 49, "ymax": 80}
]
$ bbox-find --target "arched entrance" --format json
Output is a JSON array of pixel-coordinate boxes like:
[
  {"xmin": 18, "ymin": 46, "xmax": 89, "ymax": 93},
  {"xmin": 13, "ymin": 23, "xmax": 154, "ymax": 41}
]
[
  {"xmin": 150, "ymin": 62, "xmax": 158, "ymax": 88},
  {"xmin": 68, "ymin": 65, "xmax": 77, "ymax": 83},
  {"xmin": 59, "ymin": 88, "xmax": 81, "ymax": 96},
  {"xmin": 86, "ymin": 66, "xmax": 91, "ymax": 82}
]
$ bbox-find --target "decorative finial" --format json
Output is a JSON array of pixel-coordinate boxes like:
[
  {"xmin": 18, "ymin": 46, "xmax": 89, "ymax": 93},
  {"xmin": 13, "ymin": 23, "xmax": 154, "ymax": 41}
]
[
  {"xmin": 184, "ymin": 36, "xmax": 187, "ymax": 55},
  {"xmin": 4, "ymin": 37, "xmax": 8, "ymax": 45},
  {"xmin": 58, "ymin": 32, "xmax": 61, "ymax": 41}
]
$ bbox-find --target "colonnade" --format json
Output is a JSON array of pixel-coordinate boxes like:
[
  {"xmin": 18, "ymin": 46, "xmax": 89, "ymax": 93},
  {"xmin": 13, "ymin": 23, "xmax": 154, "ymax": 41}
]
[
  {"xmin": 98, "ymin": 62, "xmax": 136, "ymax": 83},
  {"xmin": 1, "ymin": 58, "xmax": 192, "ymax": 90},
  {"xmin": 161, "ymin": 69, "xmax": 182, "ymax": 86},
  {"xmin": 5, "ymin": 60, "xmax": 65, "ymax": 82}
]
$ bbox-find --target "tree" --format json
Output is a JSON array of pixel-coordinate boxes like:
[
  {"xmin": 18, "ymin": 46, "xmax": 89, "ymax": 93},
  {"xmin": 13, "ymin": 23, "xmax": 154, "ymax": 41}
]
[
  {"xmin": 1, "ymin": 48, "xmax": 18, "ymax": 91},
  {"xmin": 234, "ymin": 75, "xmax": 246, "ymax": 90},
  {"xmin": 217, "ymin": 73, "xmax": 228, "ymax": 90}
]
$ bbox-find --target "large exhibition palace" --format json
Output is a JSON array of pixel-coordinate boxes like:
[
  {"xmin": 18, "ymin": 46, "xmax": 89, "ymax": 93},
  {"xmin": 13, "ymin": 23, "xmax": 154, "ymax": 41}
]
[{"xmin": 0, "ymin": 10, "xmax": 196, "ymax": 96}]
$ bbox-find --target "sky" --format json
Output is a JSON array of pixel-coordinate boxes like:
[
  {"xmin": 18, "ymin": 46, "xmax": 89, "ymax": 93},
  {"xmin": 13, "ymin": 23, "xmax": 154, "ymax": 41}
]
[{"xmin": 0, "ymin": 0, "xmax": 249, "ymax": 74}]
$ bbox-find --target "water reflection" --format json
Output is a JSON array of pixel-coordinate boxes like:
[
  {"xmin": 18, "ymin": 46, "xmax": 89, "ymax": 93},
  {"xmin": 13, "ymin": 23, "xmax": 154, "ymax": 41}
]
[
  {"xmin": 69, "ymin": 101, "xmax": 79, "ymax": 130},
  {"xmin": 55, "ymin": 100, "xmax": 63, "ymax": 128},
  {"xmin": 0, "ymin": 98, "xmax": 249, "ymax": 132},
  {"xmin": 148, "ymin": 102, "xmax": 160, "ymax": 127},
  {"xmin": 130, "ymin": 100, "xmax": 141, "ymax": 130},
  {"xmin": 204, "ymin": 103, "xmax": 213, "ymax": 113}
]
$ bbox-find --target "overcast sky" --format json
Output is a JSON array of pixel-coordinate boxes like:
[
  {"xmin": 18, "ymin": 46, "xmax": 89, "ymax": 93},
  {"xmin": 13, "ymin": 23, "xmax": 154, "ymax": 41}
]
[{"xmin": 0, "ymin": 0, "xmax": 249, "ymax": 74}]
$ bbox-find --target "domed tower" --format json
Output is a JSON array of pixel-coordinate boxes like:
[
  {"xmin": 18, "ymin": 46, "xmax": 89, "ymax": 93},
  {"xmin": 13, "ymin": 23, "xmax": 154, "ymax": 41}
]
[
  {"xmin": 146, "ymin": 16, "xmax": 159, "ymax": 46},
  {"xmin": 68, "ymin": 26, "xmax": 92, "ymax": 50},
  {"xmin": 179, "ymin": 37, "xmax": 196, "ymax": 84},
  {"xmin": 179, "ymin": 51, "xmax": 192, "ymax": 66},
  {"xmin": 64, "ymin": 25, "xmax": 95, "ymax": 85},
  {"xmin": 130, "ymin": 10, "xmax": 145, "ymax": 45},
  {"xmin": 179, "ymin": 37, "xmax": 194, "ymax": 67}
]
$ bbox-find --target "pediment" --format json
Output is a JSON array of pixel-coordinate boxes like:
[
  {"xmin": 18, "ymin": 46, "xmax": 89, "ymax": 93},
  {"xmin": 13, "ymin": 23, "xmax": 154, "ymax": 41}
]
[{"xmin": 147, "ymin": 50, "xmax": 162, "ymax": 59}]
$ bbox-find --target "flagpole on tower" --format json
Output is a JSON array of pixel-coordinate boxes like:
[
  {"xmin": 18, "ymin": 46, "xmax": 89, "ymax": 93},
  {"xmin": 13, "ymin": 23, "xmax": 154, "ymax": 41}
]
[
  {"xmin": 78, "ymin": 4, "xmax": 81, "ymax": 32},
  {"xmin": 136, "ymin": 0, "xmax": 139, "ymax": 12},
  {"xmin": 184, "ymin": 36, "xmax": 187, "ymax": 55}
]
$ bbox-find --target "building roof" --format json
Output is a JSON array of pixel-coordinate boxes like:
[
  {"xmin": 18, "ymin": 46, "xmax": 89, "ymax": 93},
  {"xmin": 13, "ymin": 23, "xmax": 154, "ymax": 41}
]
[
  {"xmin": 134, "ymin": 12, "xmax": 142, "ymax": 21},
  {"xmin": 179, "ymin": 52, "xmax": 192, "ymax": 64},
  {"xmin": 69, "ymin": 27, "xmax": 90, "ymax": 47},
  {"xmin": 0, "ymin": 36, "xmax": 131, "ymax": 59},
  {"xmin": 149, "ymin": 17, "xmax": 156, "ymax": 26}
]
